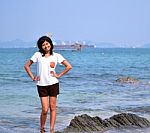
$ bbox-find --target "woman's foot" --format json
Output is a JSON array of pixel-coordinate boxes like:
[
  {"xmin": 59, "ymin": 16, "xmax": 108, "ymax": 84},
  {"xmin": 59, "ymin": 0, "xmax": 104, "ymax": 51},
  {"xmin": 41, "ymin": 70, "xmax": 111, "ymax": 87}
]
[
  {"xmin": 40, "ymin": 128, "xmax": 45, "ymax": 133},
  {"xmin": 50, "ymin": 129, "xmax": 54, "ymax": 133}
]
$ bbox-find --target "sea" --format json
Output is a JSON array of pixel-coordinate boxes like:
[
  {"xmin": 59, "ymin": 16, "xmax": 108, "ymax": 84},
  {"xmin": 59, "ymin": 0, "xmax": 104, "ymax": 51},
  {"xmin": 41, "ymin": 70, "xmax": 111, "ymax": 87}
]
[{"xmin": 0, "ymin": 47, "xmax": 150, "ymax": 133}]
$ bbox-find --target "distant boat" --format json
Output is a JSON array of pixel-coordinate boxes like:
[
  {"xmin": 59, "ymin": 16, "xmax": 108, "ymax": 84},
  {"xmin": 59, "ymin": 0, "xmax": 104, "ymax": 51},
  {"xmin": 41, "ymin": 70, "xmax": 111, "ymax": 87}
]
[{"xmin": 54, "ymin": 43, "xmax": 95, "ymax": 51}]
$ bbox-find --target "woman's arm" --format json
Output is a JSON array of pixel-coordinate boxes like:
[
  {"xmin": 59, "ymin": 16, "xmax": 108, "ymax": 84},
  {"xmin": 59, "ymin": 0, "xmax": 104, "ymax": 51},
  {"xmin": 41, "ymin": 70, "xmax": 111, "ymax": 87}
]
[
  {"xmin": 24, "ymin": 60, "xmax": 37, "ymax": 81},
  {"xmin": 52, "ymin": 60, "xmax": 72, "ymax": 78}
]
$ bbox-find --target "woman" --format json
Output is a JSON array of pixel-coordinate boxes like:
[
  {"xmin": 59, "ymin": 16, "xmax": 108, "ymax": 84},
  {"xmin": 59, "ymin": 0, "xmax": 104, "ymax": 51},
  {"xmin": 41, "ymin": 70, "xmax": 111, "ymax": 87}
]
[{"xmin": 24, "ymin": 36, "xmax": 72, "ymax": 133}]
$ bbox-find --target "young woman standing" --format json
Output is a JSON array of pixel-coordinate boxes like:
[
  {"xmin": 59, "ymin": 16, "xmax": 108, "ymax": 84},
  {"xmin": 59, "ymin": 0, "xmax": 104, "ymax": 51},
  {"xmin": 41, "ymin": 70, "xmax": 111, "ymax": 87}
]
[{"xmin": 24, "ymin": 36, "xmax": 72, "ymax": 133}]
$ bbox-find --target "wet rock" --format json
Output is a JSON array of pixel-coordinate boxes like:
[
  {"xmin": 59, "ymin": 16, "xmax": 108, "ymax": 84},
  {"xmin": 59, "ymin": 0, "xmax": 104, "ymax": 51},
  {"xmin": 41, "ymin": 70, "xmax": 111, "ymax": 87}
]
[
  {"xmin": 108, "ymin": 113, "xmax": 150, "ymax": 128},
  {"xmin": 116, "ymin": 76, "xmax": 139, "ymax": 83},
  {"xmin": 57, "ymin": 113, "xmax": 150, "ymax": 133}
]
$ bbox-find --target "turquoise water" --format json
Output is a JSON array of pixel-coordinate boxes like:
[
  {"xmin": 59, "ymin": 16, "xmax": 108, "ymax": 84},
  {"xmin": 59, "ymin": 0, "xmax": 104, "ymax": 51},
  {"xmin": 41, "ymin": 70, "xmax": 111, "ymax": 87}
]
[{"xmin": 0, "ymin": 48, "xmax": 150, "ymax": 133}]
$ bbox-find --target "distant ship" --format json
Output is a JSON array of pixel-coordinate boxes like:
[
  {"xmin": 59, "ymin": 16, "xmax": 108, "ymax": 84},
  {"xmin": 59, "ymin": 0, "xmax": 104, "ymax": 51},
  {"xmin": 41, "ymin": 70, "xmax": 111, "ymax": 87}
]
[
  {"xmin": 54, "ymin": 43, "xmax": 95, "ymax": 51},
  {"xmin": 45, "ymin": 33, "xmax": 96, "ymax": 51}
]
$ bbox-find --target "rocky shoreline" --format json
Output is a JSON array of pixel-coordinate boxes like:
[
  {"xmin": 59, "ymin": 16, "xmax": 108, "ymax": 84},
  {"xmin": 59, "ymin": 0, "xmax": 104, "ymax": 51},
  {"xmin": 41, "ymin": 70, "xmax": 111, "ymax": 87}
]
[{"xmin": 56, "ymin": 113, "xmax": 150, "ymax": 133}]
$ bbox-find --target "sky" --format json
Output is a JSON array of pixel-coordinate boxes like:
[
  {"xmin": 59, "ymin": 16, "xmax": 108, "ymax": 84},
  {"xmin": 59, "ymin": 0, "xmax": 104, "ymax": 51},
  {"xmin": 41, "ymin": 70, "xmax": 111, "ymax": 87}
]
[{"xmin": 0, "ymin": 0, "xmax": 150, "ymax": 47}]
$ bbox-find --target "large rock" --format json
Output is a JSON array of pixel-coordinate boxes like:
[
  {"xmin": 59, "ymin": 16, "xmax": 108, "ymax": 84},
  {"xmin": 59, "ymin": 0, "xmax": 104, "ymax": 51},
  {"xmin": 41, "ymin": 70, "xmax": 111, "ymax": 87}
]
[
  {"xmin": 116, "ymin": 76, "xmax": 139, "ymax": 83},
  {"xmin": 57, "ymin": 113, "xmax": 150, "ymax": 133}
]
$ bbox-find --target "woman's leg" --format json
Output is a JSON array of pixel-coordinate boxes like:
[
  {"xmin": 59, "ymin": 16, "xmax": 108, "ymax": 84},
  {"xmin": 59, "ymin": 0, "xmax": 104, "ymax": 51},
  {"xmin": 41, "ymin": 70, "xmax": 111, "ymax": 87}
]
[
  {"xmin": 40, "ymin": 96, "xmax": 49, "ymax": 130},
  {"xmin": 49, "ymin": 96, "xmax": 57, "ymax": 132}
]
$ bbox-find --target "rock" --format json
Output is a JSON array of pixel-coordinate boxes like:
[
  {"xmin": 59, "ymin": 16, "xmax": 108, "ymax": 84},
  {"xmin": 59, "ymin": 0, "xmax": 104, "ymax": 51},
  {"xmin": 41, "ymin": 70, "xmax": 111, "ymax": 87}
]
[
  {"xmin": 57, "ymin": 113, "xmax": 150, "ymax": 133},
  {"xmin": 108, "ymin": 113, "xmax": 150, "ymax": 128},
  {"xmin": 116, "ymin": 76, "xmax": 139, "ymax": 83}
]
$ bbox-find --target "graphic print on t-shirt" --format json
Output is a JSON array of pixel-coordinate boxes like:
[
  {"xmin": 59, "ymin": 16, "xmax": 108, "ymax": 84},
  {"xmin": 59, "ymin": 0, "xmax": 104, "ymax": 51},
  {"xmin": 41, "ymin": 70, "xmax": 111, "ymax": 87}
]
[
  {"xmin": 50, "ymin": 62, "xmax": 55, "ymax": 75},
  {"xmin": 50, "ymin": 62, "xmax": 55, "ymax": 68}
]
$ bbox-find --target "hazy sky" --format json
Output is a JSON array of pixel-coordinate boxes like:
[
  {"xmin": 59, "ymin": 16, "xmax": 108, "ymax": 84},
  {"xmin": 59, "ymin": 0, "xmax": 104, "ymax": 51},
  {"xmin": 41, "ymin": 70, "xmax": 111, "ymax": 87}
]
[{"xmin": 0, "ymin": 0, "xmax": 150, "ymax": 47}]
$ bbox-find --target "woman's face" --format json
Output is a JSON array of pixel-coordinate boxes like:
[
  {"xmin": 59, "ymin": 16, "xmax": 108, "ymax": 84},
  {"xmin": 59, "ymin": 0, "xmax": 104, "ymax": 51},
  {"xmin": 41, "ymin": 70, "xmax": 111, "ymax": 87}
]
[{"xmin": 42, "ymin": 40, "xmax": 51, "ymax": 52}]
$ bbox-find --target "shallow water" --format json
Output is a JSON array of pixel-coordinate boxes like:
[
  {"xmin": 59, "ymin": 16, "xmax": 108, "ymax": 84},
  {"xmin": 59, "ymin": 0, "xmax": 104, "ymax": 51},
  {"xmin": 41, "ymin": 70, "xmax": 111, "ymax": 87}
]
[{"xmin": 0, "ymin": 48, "xmax": 150, "ymax": 132}]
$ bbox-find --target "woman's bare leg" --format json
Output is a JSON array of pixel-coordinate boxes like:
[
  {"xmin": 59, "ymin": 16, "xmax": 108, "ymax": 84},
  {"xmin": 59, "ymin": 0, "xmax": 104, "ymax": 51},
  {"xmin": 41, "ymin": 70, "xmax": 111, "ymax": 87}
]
[
  {"xmin": 40, "ymin": 96, "xmax": 49, "ymax": 130},
  {"xmin": 49, "ymin": 96, "xmax": 57, "ymax": 132}
]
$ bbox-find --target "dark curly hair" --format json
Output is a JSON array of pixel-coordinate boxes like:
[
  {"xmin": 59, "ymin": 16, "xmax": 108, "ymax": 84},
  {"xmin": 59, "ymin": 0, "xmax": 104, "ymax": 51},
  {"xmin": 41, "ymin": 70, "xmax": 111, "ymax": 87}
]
[{"xmin": 37, "ymin": 36, "xmax": 54, "ymax": 56}]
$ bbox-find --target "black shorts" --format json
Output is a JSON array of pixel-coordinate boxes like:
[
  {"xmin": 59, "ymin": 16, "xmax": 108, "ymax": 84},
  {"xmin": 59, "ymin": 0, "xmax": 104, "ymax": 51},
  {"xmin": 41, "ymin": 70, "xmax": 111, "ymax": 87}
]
[{"xmin": 37, "ymin": 83, "xmax": 59, "ymax": 97}]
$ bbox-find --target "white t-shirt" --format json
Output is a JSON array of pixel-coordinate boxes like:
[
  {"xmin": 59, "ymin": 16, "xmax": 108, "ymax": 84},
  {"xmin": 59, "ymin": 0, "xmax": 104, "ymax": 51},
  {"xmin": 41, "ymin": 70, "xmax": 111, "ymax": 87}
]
[{"xmin": 30, "ymin": 52, "xmax": 65, "ymax": 86}]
